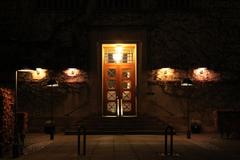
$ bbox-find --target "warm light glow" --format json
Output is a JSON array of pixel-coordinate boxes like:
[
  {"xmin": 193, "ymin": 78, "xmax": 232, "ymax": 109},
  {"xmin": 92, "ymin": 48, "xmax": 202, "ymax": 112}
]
[
  {"xmin": 115, "ymin": 45, "xmax": 123, "ymax": 54},
  {"xmin": 17, "ymin": 69, "xmax": 34, "ymax": 72},
  {"xmin": 193, "ymin": 67, "xmax": 220, "ymax": 82},
  {"xmin": 156, "ymin": 68, "xmax": 177, "ymax": 81},
  {"xmin": 181, "ymin": 78, "xmax": 193, "ymax": 86},
  {"xmin": 113, "ymin": 46, "xmax": 123, "ymax": 63},
  {"xmin": 195, "ymin": 67, "xmax": 207, "ymax": 75},
  {"xmin": 181, "ymin": 83, "xmax": 193, "ymax": 86},
  {"xmin": 17, "ymin": 68, "xmax": 47, "ymax": 80},
  {"xmin": 47, "ymin": 83, "xmax": 59, "ymax": 87},
  {"xmin": 47, "ymin": 79, "xmax": 59, "ymax": 87},
  {"xmin": 32, "ymin": 68, "xmax": 47, "ymax": 80},
  {"xmin": 64, "ymin": 68, "xmax": 80, "ymax": 77}
]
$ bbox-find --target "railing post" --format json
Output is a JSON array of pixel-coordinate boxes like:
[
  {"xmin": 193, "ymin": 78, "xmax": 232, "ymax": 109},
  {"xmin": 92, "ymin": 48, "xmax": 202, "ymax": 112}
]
[
  {"xmin": 164, "ymin": 128, "xmax": 168, "ymax": 155},
  {"xmin": 77, "ymin": 126, "xmax": 87, "ymax": 156},
  {"xmin": 164, "ymin": 126, "xmax": 174, "ymax": 156},
  {"xmin": 0, "ymin": 143, "xmax": 3, "ymax": 158},
  {"xmin": 77, "ymin": 127, "xmax": 81, "ymax": 156},
  {"xmin": 170, "ymin": 128, "xmax": 173, "ymax": 156},
  {"xmin": 83, "ymin": 127, "xmax": 86, "ymax": 156}
]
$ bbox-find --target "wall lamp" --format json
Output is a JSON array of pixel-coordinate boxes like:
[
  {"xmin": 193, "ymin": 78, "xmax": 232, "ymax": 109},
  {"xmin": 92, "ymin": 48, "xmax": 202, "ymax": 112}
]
[
  {"xmin": 64, "ymin": 68, "xmax": 80, "ymax": 77},
  {"xmin": 46, "ymin": 79, "xmax": 59, "ymax": 87},
  {"xmin": 181, "ymin": 78, "xmax": 193, "ymax": 87}
]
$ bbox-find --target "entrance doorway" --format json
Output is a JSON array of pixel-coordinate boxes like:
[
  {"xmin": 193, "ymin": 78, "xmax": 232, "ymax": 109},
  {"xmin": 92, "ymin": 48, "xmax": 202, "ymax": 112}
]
[{"xmin": 102, "ymin": 44, "xmax": 137, "ymax": 117}]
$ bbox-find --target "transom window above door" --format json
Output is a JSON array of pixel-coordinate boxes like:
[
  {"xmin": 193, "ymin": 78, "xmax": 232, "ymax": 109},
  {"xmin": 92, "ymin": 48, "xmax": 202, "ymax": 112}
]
[{"xmin": 103, "ymin": 45, "xmax": 135, "ymax": 64}]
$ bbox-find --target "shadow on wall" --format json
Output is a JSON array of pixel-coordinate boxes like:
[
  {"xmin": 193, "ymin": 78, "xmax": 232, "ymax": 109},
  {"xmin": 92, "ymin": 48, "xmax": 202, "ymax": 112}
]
[
  {"xmin": 17, "ymin": 69, "xmax": 89, "ymax": 132},
  {"xmin": 217, "ymin": 110, "xmax": 240, "ymax": 139}
]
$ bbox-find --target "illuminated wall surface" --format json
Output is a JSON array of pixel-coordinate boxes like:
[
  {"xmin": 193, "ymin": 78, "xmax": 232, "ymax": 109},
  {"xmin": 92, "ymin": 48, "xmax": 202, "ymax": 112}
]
[
  {"xmin": 153, "ymin": 67, "xmax": 221, "ymax": 82},
  {"xmin": 16, "ymin": 69, "xmax": 88, "ymax": 121},
  {"xmin": 17, "ymin": 68, "xmax": 87, "ymax": 83}
]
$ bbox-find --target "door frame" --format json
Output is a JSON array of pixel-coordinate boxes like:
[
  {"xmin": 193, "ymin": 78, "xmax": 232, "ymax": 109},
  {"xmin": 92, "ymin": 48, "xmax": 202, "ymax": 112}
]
[{"xmin": 101, "ymin": 42, "xmax": 138, "ymax": 117}]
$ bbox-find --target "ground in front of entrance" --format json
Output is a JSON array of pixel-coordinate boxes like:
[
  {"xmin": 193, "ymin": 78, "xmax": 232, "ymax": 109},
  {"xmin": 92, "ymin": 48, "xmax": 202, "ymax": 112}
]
[{"xmin": 12, "ymin": 133, "xmax": 240, "ymax": 160}]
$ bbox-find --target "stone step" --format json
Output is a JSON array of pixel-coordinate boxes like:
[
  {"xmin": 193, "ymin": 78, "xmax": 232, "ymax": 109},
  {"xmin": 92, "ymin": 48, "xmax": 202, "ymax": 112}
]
[
  {"xmin": 69, "ymin": 123, "xmax": 167, "ymax": 131},
  {"xmin": 64, "ymin": 115, "xmax": 173, "ymax": 135},
  {"xmin": 64, "ymin": 129, "xmax": 168, "ymax": 135}
]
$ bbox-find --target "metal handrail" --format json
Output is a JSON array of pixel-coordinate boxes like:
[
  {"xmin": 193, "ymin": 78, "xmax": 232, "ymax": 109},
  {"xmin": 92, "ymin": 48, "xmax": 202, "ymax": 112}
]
[
  {"xmin": 164, "ymin": 125, "xmax": 174, "ymax": 156},
  {"xmin": 77, "ymin": 126, "xmax": 87, "ymax": 156}
]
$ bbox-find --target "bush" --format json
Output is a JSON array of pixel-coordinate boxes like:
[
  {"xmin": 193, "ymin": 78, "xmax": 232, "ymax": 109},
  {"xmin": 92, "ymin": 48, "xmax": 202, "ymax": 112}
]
[{"xmin": 0, "ymin": 88, "xmax": 14, "ymax": 157}]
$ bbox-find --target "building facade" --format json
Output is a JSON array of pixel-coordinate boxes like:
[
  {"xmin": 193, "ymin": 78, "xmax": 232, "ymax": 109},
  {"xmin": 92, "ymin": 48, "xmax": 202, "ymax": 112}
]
[{"xmin": 1, "ymin": 0, "xmax": 240, "ymax": 134}]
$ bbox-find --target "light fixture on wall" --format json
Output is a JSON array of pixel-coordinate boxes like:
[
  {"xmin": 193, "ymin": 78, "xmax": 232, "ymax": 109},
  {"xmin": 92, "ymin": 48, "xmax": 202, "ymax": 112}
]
[
  {"xmin": 156, "ymin": 68, "xmax": 175, "ymax": 81},
  {"xmin": 193, "ymin": 67, "xmax": 208, "ymax": 81},
  {"xmin": 32, "ymin": 68, "xmax": 47, "ymax": 80},
  {"xmin": 47, "ymin": 79, "xmax": 59, "ymax": 87},
  {"xmin": 17, "ymin": 68, "xmax": 34, "ymax": 72},
  {"xmin": 113, "ymin": 45, "xmax": 123, "ymax": 63},
  {"xmin": 16, "ymin": 68, "xmax": 47, "ymax": 80},
  {"xmin": 46, "ymin": 78, "xmax": 58, "ymax": 140},
  {"xmin": 196, "ymin": 67, "xmax": 207, "ymax": 74},
  {"xmin": 64, "ymin": 68, "xmax": 80, "ymax": 77},
  {"xmin": 181, "ymin": 77, "xmax": 193, "ymax": 139},
  {"xmin": 181, "ymin": 78, "xmax": 193, "ymax": 87},
  {"xmin": 192, "ymin": 67, "xmax": 220, "ymax": 82}
]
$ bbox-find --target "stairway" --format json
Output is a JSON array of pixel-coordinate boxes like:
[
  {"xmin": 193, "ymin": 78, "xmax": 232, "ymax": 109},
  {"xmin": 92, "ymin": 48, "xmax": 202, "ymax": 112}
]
[{"xmin": 64, "ymin": 115, "xmax": 170, "ymax": 135}]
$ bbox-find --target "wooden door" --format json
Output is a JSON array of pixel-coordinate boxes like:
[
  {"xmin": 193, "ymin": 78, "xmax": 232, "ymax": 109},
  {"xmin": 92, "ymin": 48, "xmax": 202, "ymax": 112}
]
[{"xmin": 102, "ymin": 44, "xmax": 137, "ymax": 117}]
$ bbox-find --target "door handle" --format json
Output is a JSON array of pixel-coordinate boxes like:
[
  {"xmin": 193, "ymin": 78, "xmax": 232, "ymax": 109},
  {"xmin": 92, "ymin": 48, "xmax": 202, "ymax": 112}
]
[
  {"xmin": 117, "ymin": 98, "xmax": 120, "ymax": 116},
  {"xmin": 120, "ymin": 99, "xmax": 123, "ymax": 116},
  {"xmin": 135, "ymin": 86, "xmax": 138, "ymax": 97}
]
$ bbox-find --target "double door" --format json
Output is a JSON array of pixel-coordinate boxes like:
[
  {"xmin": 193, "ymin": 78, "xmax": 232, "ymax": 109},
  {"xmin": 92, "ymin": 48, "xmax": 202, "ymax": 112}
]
[{"xmin": 102, "ymin": 44, "xmax": 137, "ymax": 117}]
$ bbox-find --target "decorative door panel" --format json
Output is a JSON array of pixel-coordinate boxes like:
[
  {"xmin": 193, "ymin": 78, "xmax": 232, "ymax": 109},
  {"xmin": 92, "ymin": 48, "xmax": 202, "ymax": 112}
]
[
  {"xmin": 102, "ymin": 44, "xmax": 137, "ymax": 117},
  {"xmin": 119, "ymin": 65, "xmax": 136, "ymax": 116},
  {"xmin": 103, "ymin": 66, "xmax": 119, "ymax": 116}
]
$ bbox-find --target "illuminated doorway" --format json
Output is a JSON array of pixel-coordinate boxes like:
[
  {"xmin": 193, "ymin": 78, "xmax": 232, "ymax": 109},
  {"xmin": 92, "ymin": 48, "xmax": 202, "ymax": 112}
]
[{"xmin": 102, "ymin": 44, "xmax": 137, "ymax": 117}]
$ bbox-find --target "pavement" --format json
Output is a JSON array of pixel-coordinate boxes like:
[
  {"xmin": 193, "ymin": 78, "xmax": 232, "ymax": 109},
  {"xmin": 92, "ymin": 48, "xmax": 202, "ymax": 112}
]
[{"xmin": 3, "ymin": 133, "xmax": 240, "ymax": 160}]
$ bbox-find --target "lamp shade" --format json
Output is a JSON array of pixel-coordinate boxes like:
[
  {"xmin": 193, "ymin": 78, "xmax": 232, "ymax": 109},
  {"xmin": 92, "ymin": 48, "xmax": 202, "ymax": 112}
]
[
  {"xmin": 46, "ymin": 79, "xmax": 59, "ymax": 87},
  {"xmin": 181, "ymin": 78, "xmax": 193, "ymax": 86}
]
